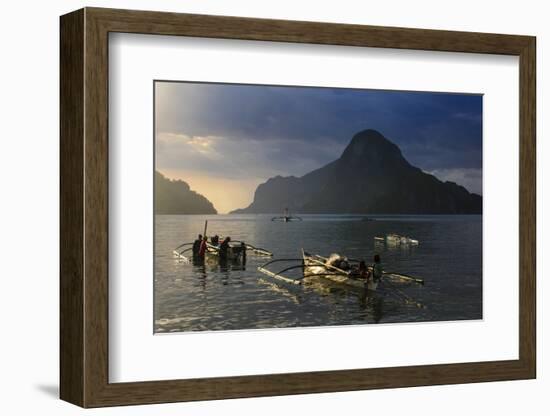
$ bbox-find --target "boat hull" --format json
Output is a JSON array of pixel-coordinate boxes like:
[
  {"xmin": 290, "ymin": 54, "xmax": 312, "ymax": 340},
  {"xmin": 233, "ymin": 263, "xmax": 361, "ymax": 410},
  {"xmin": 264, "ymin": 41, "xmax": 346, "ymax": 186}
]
[
  {"xmin": 302, "ymin": 252, "xmax": 377, "ymax": 291},
  {"xmin": 376, "ymin": 234, "xmax": 419, "ymax": 245},
  {"xmin": 206, "ymin": 244, "xmax": 245, "ymax": 262}
]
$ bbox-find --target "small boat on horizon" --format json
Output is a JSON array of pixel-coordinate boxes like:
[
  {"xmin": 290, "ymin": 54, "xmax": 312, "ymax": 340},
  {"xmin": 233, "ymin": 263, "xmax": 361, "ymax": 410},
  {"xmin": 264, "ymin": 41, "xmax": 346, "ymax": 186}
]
[
  {"xmin": 375, "ymin": 234, "xmax": 419, "ymax": 245},
  {"xmin": 271, "ymin": 208, "xmax": 302, "ymax": 222}
]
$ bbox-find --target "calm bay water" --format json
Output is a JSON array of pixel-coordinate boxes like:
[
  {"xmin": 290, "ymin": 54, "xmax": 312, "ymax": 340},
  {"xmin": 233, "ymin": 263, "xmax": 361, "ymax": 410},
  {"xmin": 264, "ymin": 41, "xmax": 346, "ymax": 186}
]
[{"xmin": 154, "ymin": 214, "xmax": 482, "ymax": 332}]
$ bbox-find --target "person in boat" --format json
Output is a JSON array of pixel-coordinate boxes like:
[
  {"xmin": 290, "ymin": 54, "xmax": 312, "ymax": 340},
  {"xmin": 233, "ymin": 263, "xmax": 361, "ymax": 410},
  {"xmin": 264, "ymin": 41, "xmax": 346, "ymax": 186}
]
[
  {"xmin": 198, "ymin": 235, "xmax": 208, "ymax": 260},
  {"xmin": 192, "ymin": 234, "xmax": 203, "ymax": 258},
  {"xmin": 211, "ymin": 234, "xmax": 219, "ymax": 246},
  {"xmin": 326, "ymin": 254, "xmax": 350, "ymax": 270},
  {"xmin": 358, "ymin": 260, "xmax": 370, "ymax": 279},
  {"xmin": 219, "ymin": 236, "xmax": 231, "ymax": 260},
  {"xmin": 339, "ymin": 258, "xmax": 350, "ymax": 271},
  {"xmin": 240, "ymin": 241, "xmax": 247, "ymax": 265},
  {"xmin": 349, "ymin": 260, "xmax": 370, "ymax": 280},
  {"xmin": 372, "ymin": 254, "xmax": 383, "ymax": 282}
]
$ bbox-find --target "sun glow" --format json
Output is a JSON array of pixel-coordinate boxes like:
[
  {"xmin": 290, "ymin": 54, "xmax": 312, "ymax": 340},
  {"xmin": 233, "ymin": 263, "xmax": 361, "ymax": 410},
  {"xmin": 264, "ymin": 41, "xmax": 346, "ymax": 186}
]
[{"xmin": 157, "ymin": 169, "xmax": 263, "ymax": 214}]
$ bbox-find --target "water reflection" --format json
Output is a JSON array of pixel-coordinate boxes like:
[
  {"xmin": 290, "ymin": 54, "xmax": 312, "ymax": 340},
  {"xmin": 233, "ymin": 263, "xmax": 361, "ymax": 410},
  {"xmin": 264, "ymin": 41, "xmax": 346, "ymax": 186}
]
[
  {"xmin": 155, "ymin": 214, "xmax": 482, "ymax": 332},
  {"xmin": 258, "ymin": 278, "xmax": 303, "ymax": 305},
  {"xmin": 358, "ymin": 295, "xmax": 384, "ymax": 324}
]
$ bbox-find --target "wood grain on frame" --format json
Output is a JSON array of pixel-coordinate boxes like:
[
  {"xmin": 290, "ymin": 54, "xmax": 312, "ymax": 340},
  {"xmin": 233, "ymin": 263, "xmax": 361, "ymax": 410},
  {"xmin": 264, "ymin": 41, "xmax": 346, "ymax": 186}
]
[
  {"xmin": 60, "ymin": 7, "xmax": 536, "ymax": 408},
  {"xmin": 60, "ymin": 8, "xmax": 85, "ymax": 406}
]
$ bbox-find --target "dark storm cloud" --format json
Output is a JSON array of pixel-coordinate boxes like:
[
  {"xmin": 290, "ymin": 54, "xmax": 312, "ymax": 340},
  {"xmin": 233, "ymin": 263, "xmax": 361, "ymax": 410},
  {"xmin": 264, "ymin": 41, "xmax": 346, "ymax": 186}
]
[{"xmin": 155, "ymin": 81, "xmax": 482, "ymax": 192}]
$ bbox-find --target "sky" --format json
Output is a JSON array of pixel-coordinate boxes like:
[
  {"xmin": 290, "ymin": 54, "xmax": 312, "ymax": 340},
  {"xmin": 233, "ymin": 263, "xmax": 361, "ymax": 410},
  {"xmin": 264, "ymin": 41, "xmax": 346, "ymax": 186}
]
[{"xmin": 155, "ymin": 81, "xmax": 482, "ymax": 214}]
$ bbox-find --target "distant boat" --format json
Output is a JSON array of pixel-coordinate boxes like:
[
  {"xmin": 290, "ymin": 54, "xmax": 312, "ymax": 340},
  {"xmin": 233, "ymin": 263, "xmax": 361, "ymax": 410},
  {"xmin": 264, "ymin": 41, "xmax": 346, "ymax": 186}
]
[
  {"xmin": 375, "ymin": 234, "xmax": 419, "ymax": 245},
  {"xmin": 271, "ymin": 208, "xmax": 302, "ymax": 222}
]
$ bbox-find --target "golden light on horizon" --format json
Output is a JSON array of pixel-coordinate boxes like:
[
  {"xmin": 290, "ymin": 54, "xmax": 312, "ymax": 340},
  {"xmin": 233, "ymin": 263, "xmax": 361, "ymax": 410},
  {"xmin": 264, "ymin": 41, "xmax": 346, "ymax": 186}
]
[{"xmin": 158, "ymin": 169, "xmax": 263, "ymax": 214}]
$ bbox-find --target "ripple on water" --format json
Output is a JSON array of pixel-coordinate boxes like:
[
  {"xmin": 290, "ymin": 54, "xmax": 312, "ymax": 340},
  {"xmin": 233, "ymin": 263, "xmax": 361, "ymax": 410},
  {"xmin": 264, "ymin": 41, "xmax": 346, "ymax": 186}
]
[{"xmin": 154, "ymin": 214, "xmax": 482, "ymax": 332}]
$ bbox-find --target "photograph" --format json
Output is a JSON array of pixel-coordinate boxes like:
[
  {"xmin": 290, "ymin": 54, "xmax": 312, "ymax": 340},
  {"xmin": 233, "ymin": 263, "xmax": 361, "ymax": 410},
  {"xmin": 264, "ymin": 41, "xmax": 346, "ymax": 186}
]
[{"xmin": 153, "ymin": 80, "xmax": 483, "ymax": 333}]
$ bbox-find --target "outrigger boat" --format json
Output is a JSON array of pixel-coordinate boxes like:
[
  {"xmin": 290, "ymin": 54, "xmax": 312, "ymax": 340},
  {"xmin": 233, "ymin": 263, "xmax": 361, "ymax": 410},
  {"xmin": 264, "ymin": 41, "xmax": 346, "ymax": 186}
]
[
  {"xmin": 173, "ymin": 221, "xmax": 273, "ymax": 263},
  {"xmin": 257, "ymin": 249, "xmax": 424, "ymax": 290},
  {"xmin": 214, "ymin": 236, "xmax": 273, "ymax": 257},
  {"xmin": 272, "ymin": 208, "xmax": 302, "ymax": 222},
  {"xmin": 173, "ymin": 240, "xmax": 272, "ymax": 263},
  {"xmin": 375, "ymin": 234, "xmax": 419, "ymax": 245},
  {"xmin": 207, "ymin": 242, "xmax": 245, "ymax": 262},
  {"xmin": 302, "ymin": 250, "xmax": 378, "ymax": 291},
  {"xmin": 258, "ymin": 249, "xmax": 425, "ymax": 308}
]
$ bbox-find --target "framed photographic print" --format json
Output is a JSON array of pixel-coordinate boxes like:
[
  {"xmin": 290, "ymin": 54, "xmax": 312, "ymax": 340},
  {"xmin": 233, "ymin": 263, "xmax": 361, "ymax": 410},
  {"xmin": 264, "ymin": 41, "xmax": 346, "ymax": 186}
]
[{"xmin": 60, "ymin": 7, "xmax": 536, "ymax": 408}]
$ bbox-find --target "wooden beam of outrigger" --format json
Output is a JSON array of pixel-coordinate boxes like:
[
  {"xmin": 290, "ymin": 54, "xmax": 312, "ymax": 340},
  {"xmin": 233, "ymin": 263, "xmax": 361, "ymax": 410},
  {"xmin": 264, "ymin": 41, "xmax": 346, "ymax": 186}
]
[
  {"xmin": 383, "ymin": 271, "xmax": 424, "ymax": 285},
  {"xmin": 173, "ymin": 248, "xmax": 191, "ymax": 263},
  {"xmin": 304, "ymin": 253, "xmax": 352, "ymax": 276},
  {"xmin": 173, "ymin": 241, "xmax": 193, "ymax": 251},
  {"xmin": 345, "ymin": 257, "xmax": 424, "ymax": 285},
  {"xmin": 221, "ymin": 239, "xmax": 273, "ymax": 257},
  {"xmin": 247, "ymin": 246, "xmax": 273, "ymax": 256},
  {"xmin": 257, "ymin": 266, "xmax": 303, "ymax": 285},
  {"xmin": 257, "ymin": 258, "xmax": 306, "ymax": 285}
]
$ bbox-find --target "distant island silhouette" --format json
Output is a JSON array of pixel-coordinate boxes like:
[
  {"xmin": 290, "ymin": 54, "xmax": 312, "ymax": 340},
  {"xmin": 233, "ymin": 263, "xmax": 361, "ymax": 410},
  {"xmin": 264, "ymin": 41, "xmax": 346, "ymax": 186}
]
[
  {"xmin": 231, "ymin": 129, "xmax": 482, "ymax": 215},
  {"xmin": 155, "ymin": 171, "xmax": 217, "ymax": 214}
]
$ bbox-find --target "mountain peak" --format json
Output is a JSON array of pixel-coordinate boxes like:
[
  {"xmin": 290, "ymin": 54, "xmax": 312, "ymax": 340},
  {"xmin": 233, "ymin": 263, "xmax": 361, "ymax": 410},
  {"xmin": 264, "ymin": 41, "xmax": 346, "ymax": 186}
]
[
  {"xmin": 340, "ymin": 129, "xmax": 405, "ymax": 165},
  {"xmin": 231, "ymin": 128, "xmax": 482, "ymax": 215},
  {"xmin": 353, "ymin": 129, "xmax": 386, "ymax": 140}
]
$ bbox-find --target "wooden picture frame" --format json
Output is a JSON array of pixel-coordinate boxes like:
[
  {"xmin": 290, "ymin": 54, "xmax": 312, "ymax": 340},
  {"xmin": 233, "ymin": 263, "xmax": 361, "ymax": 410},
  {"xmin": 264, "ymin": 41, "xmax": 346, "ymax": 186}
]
[{"xmin": 60, "ymin": 7, "xmax": 536, "ymax": 408}]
